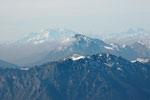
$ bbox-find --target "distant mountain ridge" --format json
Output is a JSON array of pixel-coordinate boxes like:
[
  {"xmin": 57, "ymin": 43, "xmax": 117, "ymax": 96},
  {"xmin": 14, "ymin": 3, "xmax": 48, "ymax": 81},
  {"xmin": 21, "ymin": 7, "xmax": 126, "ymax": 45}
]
[
  {"xmin": 15, "ymin": 28, "xmax": 79, "ymax": 44},
  {"xmin": 32, "ymin": 34, "xmax": 140, "ymax": 66},
  {"xmin": 99, "ymin": 28, "xmax": 150, "ymax": 44},
  {"xmin": 32, "ymin": 34, "xmax": 120, "ymax": 65},
  {"xmin": 0, "ymin": 59, "xmax": 19, "ymax": 68},
  {"xmin": 131, "ymin": 40, "xmax": 150, "ymax": 59},
  {"xmin": 1, "ymin": 28, "xmax": 150, "ymax": 67}
]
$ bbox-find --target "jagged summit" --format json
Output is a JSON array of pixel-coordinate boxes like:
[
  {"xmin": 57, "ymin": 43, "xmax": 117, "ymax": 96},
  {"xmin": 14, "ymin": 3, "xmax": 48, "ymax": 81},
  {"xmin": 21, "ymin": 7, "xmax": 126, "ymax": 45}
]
[
  {"xmin": 72, "ymin": 34, "xmax": 90, "ymax": 41},
  {"xmin": 37, "ymin": 33, "xmax": 141, "ymax": 65},
  {"xmin": 73, "ymin": 34, "xmax": 88, "ymax": 40},
  {"xmin": 63, "ymin": 53, "xmax": 126, "ymax": 65},
  {"xmin": 74, "ymin": 34, "xmax": 85, "ymax": 38}
]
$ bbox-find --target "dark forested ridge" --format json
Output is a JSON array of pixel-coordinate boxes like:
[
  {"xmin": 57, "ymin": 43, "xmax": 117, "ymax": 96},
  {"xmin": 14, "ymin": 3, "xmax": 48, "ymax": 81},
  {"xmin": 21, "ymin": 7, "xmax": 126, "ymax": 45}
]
[{"xmin": 0, "ymin": 53, "xmax": 150, "ymax": 100}]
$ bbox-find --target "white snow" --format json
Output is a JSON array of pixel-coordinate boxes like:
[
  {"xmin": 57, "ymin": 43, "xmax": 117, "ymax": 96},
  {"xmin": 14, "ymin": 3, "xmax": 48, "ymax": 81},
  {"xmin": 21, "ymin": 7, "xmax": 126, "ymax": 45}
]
[
  {"xmin": 20, "ymin": 68, "xmax": 29, "ymax": 71},
  {"xmin": 70, "ymin": 54, "xmax": 85, "ymax": 61},
  {"xmin": 132, "ymin": 58, "xmax": 150, "ymax": 63},
  {"xmin": 33, "ymin": 40, "xmax": 45, "ymax": 44},
  {"xmin": 137, "ymin": 41, "xmax": 144, "ymax": 45},
  {"xmin": 104, "ymin": 46, "xmax": 114, "ymax": 50},
  {"xmin": 122, "ymin": 44, "xmax": 126, "ymax": 48},
  {"xmin": 16, "ymin": 28, "xmax": 77, "ymax": 44},
  {"xmin": 71, "ymin": 56, "xmax": 85, "ymax": 61},
  {"xmin": 117, "ymin": 67, "xmax": 122, "ymax": 71},
  {"xmin": 110, "ymin": 43, "xmax": 120, "ymax": 51},
  {"xmin": 99, "ymin": 54, "xmax": 102, "ymax": 57},
  {"xmin": 87, "ymin": 56, "xmax": 91, "ymax": 59}
]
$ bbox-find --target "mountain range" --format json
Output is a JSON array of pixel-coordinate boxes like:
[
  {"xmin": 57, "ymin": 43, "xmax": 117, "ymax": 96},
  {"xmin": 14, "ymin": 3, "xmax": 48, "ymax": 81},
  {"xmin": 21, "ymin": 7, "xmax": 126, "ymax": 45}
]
[
  {"xmin": 98, "ymin": 28, "xmax": 150, "ymax": 45},
  {"xmin": 0, "ymin": 53, "xmax": 150, "ymax": 100},
  {"xmin": 0, "ymin": 28, "xmax": 150, "ymax": 100},
  {"xmin": 29, "ymin": 34, "xmax": 150, "ymax": 66},
  {"xmin": 0, "ymin": 28, "xmax": 150, "ymax": 67}
]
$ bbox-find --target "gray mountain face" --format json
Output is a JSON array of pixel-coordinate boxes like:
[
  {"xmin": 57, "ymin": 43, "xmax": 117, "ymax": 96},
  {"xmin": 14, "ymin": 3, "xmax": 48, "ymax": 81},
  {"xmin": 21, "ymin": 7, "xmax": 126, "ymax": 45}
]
[
  {"xmin": 132, "ymin": 41, "xmax": 150, "ymax": 59},
  {"xmin": 35, "ymin": 34, "xmax": 117, "ymax": 65},
  {"xmin": 0, "ymin": 28, "xmax": 79, "ymax": 66},
  {"xmin": 5, "ymin": 33, "xmax": 149, "ymax": 67},
  {"xmin": 0, "ymin": 53, "xmax": 150, "ymax": 100},
  {"xmin": 35, "ymin": 34, "xmax": 139, "ymax": 66},
  {"xmin": 1, "ymin": 30, "xmax": 150, "ymax": 67},
  {"xmin": 0, "ymin": 59, "xmax": 19, "ymax": 68},
  {"xmin": 0, "ymin": 40, "xmax": 60, "ymax": 66}
]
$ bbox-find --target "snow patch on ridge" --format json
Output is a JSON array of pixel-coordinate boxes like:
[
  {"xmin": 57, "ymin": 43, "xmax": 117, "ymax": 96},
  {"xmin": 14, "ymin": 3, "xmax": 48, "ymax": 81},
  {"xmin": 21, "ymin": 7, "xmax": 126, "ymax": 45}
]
[
  {"xmin": 117, "ymin": 67, "xmax": 122, "ymax": 71},
  {"xmin": 137, "ymin": 41, "xmax": 144, "ymax": 45},
  {"xmin": 132, "ymin": 58, "xmax": 150, "ymax": 63},
  {"xmin": 20, "ymin": 68, "xmax": 29, "ymax": 71},
  {"xmin": 70, "ymin": 54, "xmax": 85, "ymax": 61},
  {"xmin": 110, "ymin": 43, "xmax": 120, "ymax": 51},
  {"xmin": 33, "ymin": 40, "xmax": 45, "ymax": 44},
  {"xmin": 104, "ymin": 46, "xmax": 114, "ymax": 50}
]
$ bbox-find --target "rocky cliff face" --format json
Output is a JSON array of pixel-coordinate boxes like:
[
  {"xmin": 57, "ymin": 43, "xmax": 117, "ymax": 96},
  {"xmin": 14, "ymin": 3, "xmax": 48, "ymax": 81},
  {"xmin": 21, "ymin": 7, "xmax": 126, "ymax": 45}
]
[{"xmin": 0, "ymin": 53, "xmax": 150, "ymax": 100}]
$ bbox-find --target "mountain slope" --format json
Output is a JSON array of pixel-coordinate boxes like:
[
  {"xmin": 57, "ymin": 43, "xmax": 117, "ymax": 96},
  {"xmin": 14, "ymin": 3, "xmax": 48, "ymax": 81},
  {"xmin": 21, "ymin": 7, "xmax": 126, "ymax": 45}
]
[
  {"xmin": 0, "ymin": 59, "xmax": 19, "ymax": 68},
  {"xmin": 132, "ymin": 41, "xmax": 150, "ymax": 58},
  {"xmin": 0, "ymin": 53, "xmax": 150, "ymax": 100},
  {"xmin": 37, "ymin": 34, "xmax": 118, "ymax": 65},
  {"xmin": 13, "ymin": 34, "xmax": 148, "ymax": 67},
  {"xmin": 36, "ymin": 34, "xmax": 139, "ymax": 66}
]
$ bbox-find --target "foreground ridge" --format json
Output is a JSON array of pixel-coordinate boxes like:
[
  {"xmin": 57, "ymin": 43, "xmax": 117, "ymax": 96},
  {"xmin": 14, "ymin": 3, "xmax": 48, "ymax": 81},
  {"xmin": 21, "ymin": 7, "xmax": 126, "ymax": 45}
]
[{"xmin": 0, "ymin": 53, "xmax": 150, "ymax": 100}]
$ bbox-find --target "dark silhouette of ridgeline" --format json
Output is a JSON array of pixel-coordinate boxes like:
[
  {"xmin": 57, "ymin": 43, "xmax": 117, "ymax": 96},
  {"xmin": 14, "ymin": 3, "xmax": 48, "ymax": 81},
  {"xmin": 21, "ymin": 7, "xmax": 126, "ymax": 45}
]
[{"xmin": 0, "ymin": 53, "xmax": 150, "ymax": 100}]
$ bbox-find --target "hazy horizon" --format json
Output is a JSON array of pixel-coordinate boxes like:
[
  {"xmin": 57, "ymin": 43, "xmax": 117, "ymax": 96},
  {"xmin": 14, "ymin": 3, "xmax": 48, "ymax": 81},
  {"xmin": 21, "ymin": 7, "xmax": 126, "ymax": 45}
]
[{"xmin": 0, "ymin": 0, "xmax": 150, "ymax": 42}]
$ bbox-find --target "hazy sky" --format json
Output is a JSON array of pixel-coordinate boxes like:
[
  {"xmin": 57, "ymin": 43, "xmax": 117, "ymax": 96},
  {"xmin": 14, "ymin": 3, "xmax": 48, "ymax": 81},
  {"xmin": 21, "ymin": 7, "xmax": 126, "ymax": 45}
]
[{"xmin": 0, "ymin": 0, "xmax": 150, "ymax": 42}]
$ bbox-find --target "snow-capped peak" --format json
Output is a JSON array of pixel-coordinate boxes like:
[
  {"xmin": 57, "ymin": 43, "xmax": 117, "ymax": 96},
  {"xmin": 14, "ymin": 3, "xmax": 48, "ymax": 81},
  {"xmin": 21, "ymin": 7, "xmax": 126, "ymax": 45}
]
[
  {"xmin": 15, "ymin": 28, "xmax": 79, "ymax": 44},
  {"xmin": 132, "ymin": 58, "xmax": 150, "ymax": 63}
]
